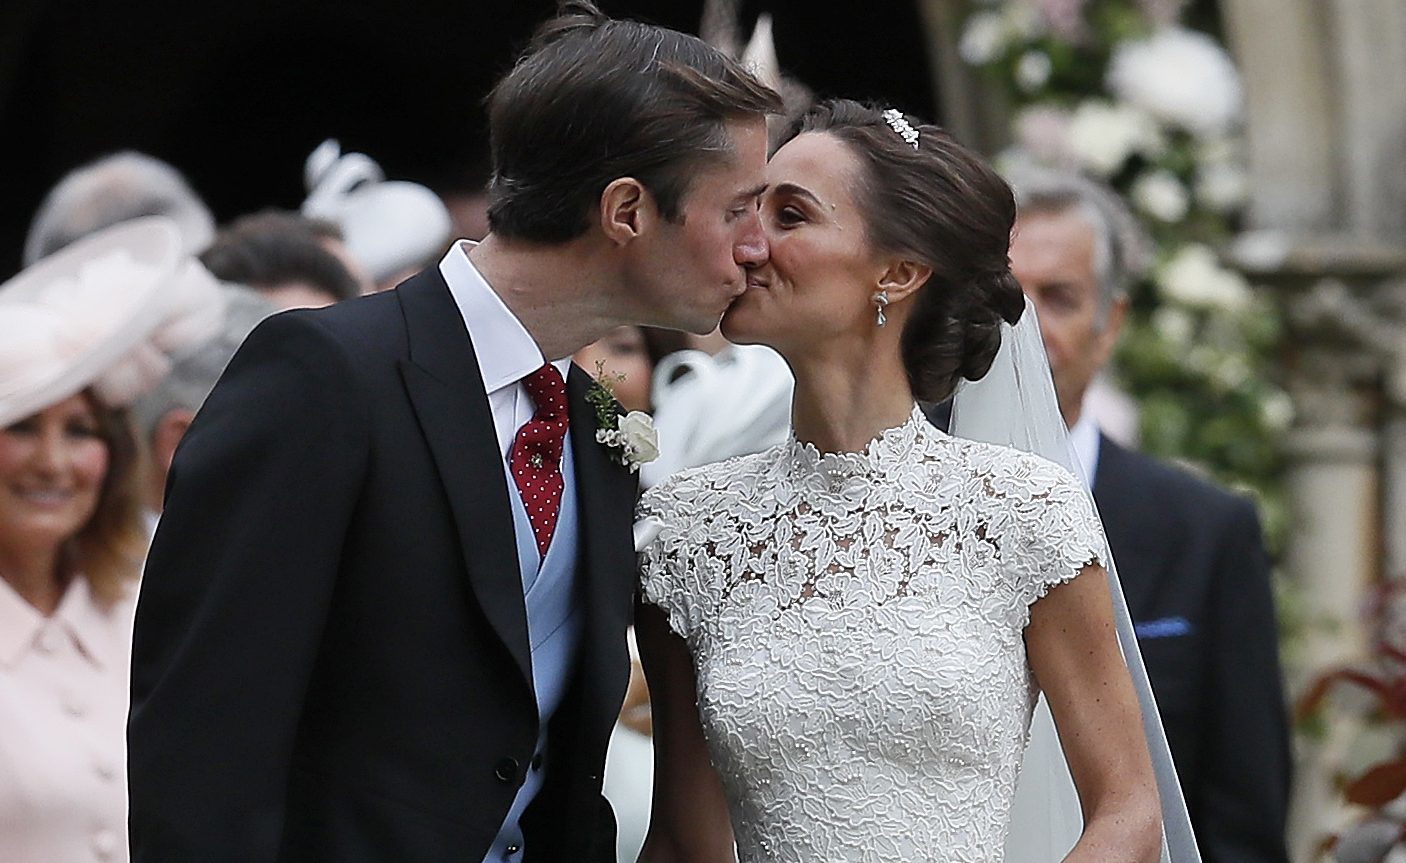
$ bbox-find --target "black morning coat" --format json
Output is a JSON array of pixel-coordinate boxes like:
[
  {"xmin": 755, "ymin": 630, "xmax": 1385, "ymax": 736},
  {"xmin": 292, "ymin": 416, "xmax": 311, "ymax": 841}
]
[{"xmin": 129, "ymin": 268, "xmax": 638, "ymax": 862}]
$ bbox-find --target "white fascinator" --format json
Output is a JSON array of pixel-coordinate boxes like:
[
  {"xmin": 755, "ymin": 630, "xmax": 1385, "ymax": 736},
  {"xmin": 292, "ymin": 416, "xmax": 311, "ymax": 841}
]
[
  {"xmin": 301, "ymin": 139, "xmax": 453, "ymax": 285},
  {"xmin": 0, "ymin": 216, "xmax": 226, "ymax": 427},
  {"xmin": 639, "ymin": 344, "xmax": 795, "ymax": 489}
]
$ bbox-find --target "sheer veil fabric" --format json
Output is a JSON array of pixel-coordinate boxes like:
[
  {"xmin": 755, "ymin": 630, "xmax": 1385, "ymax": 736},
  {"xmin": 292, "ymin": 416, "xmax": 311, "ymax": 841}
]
[{"xmin": 950, "ymin": 297, "xmax": 1199, "ymax": 863}]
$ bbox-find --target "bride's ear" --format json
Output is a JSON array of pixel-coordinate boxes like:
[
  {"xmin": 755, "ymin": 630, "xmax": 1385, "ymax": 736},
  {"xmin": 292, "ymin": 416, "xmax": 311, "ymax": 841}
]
[
  {"xmin": 877, "ymin": 258, "xmax": 932, "ymax": 304},
  {"xmin": 599, "ymin": 178, "xmax": 652, "ymax": 245}
]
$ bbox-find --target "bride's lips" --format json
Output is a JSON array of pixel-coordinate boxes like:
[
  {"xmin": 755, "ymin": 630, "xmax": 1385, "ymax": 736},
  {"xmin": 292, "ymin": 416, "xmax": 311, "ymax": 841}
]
[{"xmin": 745, "ymin": 273, "xmax": 771, "ymax": 291}]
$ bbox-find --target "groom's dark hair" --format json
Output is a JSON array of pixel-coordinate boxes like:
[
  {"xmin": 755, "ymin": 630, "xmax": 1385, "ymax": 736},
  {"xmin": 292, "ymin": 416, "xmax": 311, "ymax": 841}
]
[{"xmin": 485, "ymin": 0, "xmax": 782, "ymax": 243}]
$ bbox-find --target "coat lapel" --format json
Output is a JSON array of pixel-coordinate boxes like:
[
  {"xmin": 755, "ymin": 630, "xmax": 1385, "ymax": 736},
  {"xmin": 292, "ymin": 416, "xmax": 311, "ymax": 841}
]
[
  {"xmin": 1092, "ymin": 435, "xmax": 1166, "ymax": 621},
  {"xmin": 565, "ymin": 365, "xmax": 638, "ymax": 721},
  {"xmin": 396, "ymin": 269, "xmax": 533, "ymax": 691}
]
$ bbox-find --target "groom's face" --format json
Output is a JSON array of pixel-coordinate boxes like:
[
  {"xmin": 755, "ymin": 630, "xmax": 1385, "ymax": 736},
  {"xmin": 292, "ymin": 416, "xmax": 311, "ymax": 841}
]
[{"xmin": 635, "ymin": 117, "xmax": 770, "ymax": 334}]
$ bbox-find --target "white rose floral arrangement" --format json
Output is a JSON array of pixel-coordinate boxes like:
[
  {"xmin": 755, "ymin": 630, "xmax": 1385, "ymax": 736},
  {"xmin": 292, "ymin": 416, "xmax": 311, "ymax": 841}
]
[{"xmin": 960, "ymin": 0, "xmax": 1288, "ymax": 546}]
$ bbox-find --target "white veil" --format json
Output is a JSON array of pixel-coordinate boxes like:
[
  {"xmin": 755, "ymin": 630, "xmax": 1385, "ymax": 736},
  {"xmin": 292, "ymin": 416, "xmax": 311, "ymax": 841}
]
[{"xmin": 950, "ymin": 297, "xmax": 1200, "ymax": 863}]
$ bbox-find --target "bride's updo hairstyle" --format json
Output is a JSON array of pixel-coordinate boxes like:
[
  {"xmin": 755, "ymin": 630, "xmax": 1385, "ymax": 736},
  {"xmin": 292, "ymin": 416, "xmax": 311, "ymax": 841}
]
[{"xmin": 782, "ymin": 99, "xmax": 1025, "ymax": 402}]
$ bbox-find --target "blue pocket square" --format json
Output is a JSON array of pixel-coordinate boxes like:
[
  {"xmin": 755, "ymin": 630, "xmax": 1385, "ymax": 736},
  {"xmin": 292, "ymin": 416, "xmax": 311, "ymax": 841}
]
[{"xmin": 1135, "ymin": 617, "xmax": 1193, "ymax": 640}]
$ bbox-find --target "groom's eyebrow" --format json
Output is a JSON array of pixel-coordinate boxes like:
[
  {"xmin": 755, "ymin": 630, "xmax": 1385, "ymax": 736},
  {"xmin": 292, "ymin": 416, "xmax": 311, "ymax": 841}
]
[{"xmin": 737, "ymin": 183, "xmax": 768, "ymax": 202}]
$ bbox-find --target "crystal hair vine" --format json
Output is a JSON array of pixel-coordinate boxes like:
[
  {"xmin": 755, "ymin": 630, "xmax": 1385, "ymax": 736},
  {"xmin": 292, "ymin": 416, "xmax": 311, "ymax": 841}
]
[{"xmin": 882, "ymin": 108, "xmax": 920, "ymax": 149}]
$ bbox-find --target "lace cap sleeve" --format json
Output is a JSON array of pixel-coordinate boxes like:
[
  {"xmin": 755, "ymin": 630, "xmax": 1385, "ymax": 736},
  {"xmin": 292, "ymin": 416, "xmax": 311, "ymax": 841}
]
[
  {"xmin": 1002, "ymin": 455, "xmax": 1107, "ymax": 629},
  {"xmin": 636, "ymin": 481, "xmax": 707, "ymax": 641}
]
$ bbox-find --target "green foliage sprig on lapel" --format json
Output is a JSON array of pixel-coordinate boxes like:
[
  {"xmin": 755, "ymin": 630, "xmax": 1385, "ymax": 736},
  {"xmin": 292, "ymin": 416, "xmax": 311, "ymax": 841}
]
[{"xmin": 586, "ymin": 361, "xmax": 625, "ymax": 431}]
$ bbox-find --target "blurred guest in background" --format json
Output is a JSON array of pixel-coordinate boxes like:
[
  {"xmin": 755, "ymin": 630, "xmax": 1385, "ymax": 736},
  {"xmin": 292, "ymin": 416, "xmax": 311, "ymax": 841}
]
[
  {"xmin": 0, "ymin": 218, "xmax": 223, "ymax": 863},
  {"xmin": 199, "ymin": 210, "xmax": 360, "ymax": 310},
  {"xmin": 574, "ymin": 326, "xmax": 656, "ymax": 413},
  {"xmin": 130, "ymin": 285, "xmax": 277, "ymax": 526},
  {"xmin": 574, "ymin": 326, "xmax": 687, "ymax": 414},
  {"xmin": 1005, "ymin": 166, "xmax": 1291, "ymax": 863},
  {"xmin": 24, "ymin": 151, "xmax": 216, "ymax": 267},
  {"xmin": 298, "ymin": 214, "xmax": 375, "ymax": 296},
  {"xmin": 301, "ymin": 139, "xmax": 454, "ymax": 293}
]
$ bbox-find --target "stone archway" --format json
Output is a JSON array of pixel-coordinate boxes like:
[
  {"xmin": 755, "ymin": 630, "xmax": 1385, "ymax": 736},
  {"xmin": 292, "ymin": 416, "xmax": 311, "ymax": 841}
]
[{"xmin": 1222, "ymin": 1, "xmax": 1406, "ymax": 856}]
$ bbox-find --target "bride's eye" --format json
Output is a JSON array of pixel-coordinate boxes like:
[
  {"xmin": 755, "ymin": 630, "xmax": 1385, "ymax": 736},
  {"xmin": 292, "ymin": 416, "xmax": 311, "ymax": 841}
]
[{"xmin": 777, "ymin": 206, "xmax": 806, "ymax": 227}]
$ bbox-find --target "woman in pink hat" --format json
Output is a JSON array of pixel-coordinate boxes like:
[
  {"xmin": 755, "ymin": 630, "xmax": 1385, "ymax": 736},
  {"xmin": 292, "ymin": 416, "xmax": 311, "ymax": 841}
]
[{"xmin": 0, "ymin": 217, "xmax": 222, "ymax": 863}]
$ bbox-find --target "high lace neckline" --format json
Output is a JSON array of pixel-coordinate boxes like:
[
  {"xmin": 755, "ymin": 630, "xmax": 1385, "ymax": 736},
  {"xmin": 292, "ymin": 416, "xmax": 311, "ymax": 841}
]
[{"xmin": 784, "ymin": 404, "xmax": 938, "ymax": 486}]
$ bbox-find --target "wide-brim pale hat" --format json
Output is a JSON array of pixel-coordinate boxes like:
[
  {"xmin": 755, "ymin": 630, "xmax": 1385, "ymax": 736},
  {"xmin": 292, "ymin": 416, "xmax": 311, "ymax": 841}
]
[{"xmin": 0, "ymin": 216, "xmax": 225, "ymax": 427}]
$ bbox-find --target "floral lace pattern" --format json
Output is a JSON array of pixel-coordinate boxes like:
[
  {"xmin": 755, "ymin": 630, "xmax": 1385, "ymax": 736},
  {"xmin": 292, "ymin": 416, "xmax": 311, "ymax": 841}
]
[{"xmin": 638, "ymin": 406, "xmax": 1106, "ymax": 862}]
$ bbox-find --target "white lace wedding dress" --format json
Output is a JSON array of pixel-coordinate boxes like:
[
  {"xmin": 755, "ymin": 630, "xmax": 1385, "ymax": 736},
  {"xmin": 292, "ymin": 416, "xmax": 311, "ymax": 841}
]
[{"xmin": 638, "ymin": 405, "xmax": 1107, "ymax": 862}]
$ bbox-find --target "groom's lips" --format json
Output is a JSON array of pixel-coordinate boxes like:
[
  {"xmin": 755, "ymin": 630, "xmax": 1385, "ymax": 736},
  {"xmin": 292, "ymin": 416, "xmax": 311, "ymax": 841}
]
[{"xmin": 745, "ymin": 274, "xmax": 771, "ymax": 291}]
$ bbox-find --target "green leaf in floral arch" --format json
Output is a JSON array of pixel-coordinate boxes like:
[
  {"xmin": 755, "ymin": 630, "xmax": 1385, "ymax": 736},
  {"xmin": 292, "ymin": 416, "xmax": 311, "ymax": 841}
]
[{"xmin": 1139, "ymin": 393, "xmax": 1193, "ymax": 452}]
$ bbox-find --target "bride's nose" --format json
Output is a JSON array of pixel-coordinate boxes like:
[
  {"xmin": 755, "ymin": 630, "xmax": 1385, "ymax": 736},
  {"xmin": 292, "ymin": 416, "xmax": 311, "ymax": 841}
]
[{"xmin": 735, "ymin": 214, "xmax": 769, "ymax": 268}]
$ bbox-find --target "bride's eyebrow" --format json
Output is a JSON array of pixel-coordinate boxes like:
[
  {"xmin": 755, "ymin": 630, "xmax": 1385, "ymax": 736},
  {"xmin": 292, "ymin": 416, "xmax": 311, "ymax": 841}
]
[{"xmin": 773, "ymin": 182, "xmax": 823, "ymax": 207}]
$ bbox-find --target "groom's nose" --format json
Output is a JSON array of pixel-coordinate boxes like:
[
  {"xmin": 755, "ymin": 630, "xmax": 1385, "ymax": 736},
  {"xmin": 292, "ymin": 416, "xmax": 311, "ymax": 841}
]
[{"xmin": 734, "ymin": 216, "xmax": 769, "ymax": 268}]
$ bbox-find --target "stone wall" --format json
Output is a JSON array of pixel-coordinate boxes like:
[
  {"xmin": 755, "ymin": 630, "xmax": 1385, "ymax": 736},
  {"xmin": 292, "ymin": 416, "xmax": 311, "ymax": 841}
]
[{"xmin": 1223, "ymin": 0, "xmax": 1406, "ymax": 856}]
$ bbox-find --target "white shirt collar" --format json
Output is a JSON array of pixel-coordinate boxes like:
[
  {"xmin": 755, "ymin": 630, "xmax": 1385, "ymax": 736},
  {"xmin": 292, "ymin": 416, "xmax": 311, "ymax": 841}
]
[
  {"xmin": 1068, "ymin": 408, "xmax": 1102, "ymax": 491},
  {"xmin": 439, "ymin": 240, "xmax": 570, "ymax": 394}
]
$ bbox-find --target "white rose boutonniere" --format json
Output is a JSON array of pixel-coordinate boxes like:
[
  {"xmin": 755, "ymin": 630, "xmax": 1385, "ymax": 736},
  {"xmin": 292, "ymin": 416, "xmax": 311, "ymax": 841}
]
[
  {"xmin": 596, "ymin": 412, "xmax": 660, "ymax": 472},
  {"xmin": 586, "ymin": 363, "xmax": 660, "ymax": 473}
]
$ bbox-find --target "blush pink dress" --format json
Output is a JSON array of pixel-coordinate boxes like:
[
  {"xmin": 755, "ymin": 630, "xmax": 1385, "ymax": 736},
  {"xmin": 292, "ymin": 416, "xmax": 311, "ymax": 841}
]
[{"xmin": 0, "ymin": 575, "xmax": 136, "ymax": 863}]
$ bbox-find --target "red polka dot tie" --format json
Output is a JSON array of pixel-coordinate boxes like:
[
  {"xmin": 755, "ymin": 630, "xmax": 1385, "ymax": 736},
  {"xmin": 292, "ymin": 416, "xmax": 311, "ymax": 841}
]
[{"xmin": 510, "ymin": 364, "xmax": 570, "ymax": 558}]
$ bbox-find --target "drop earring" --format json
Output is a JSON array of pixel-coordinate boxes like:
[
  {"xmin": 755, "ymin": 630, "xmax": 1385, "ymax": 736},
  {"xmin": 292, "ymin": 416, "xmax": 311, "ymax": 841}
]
[{"xmin": 873, "ymin": 291, "xmax": 889, "ymax": 327}]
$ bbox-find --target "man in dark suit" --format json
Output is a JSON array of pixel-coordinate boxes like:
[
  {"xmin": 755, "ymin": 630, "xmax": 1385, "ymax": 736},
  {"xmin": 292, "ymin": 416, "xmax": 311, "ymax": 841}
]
[
  {"xmin": 127, "ymin": 4, "xmax": 781, "ymax": 861},
  {"xmin": 1005, "ymin": 168, "xmax": 1291, "ymax": 863}
]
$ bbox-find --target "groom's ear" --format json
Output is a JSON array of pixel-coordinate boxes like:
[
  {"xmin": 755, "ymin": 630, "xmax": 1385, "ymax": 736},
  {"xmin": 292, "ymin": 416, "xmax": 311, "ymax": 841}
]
[
  {"xmin": 599, "ymin": 178, "xmax": 651, "ymax": 245},
  {"xmin": 877, "ymin": 258, "xmax": 932, "ymax": 304}
]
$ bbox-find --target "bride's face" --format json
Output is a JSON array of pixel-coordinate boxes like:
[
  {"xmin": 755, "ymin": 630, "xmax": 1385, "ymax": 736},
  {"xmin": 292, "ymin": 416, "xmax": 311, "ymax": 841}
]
[{"xmin": 721, "ymin": 132, "xmax": 885, "ymax": 351}]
